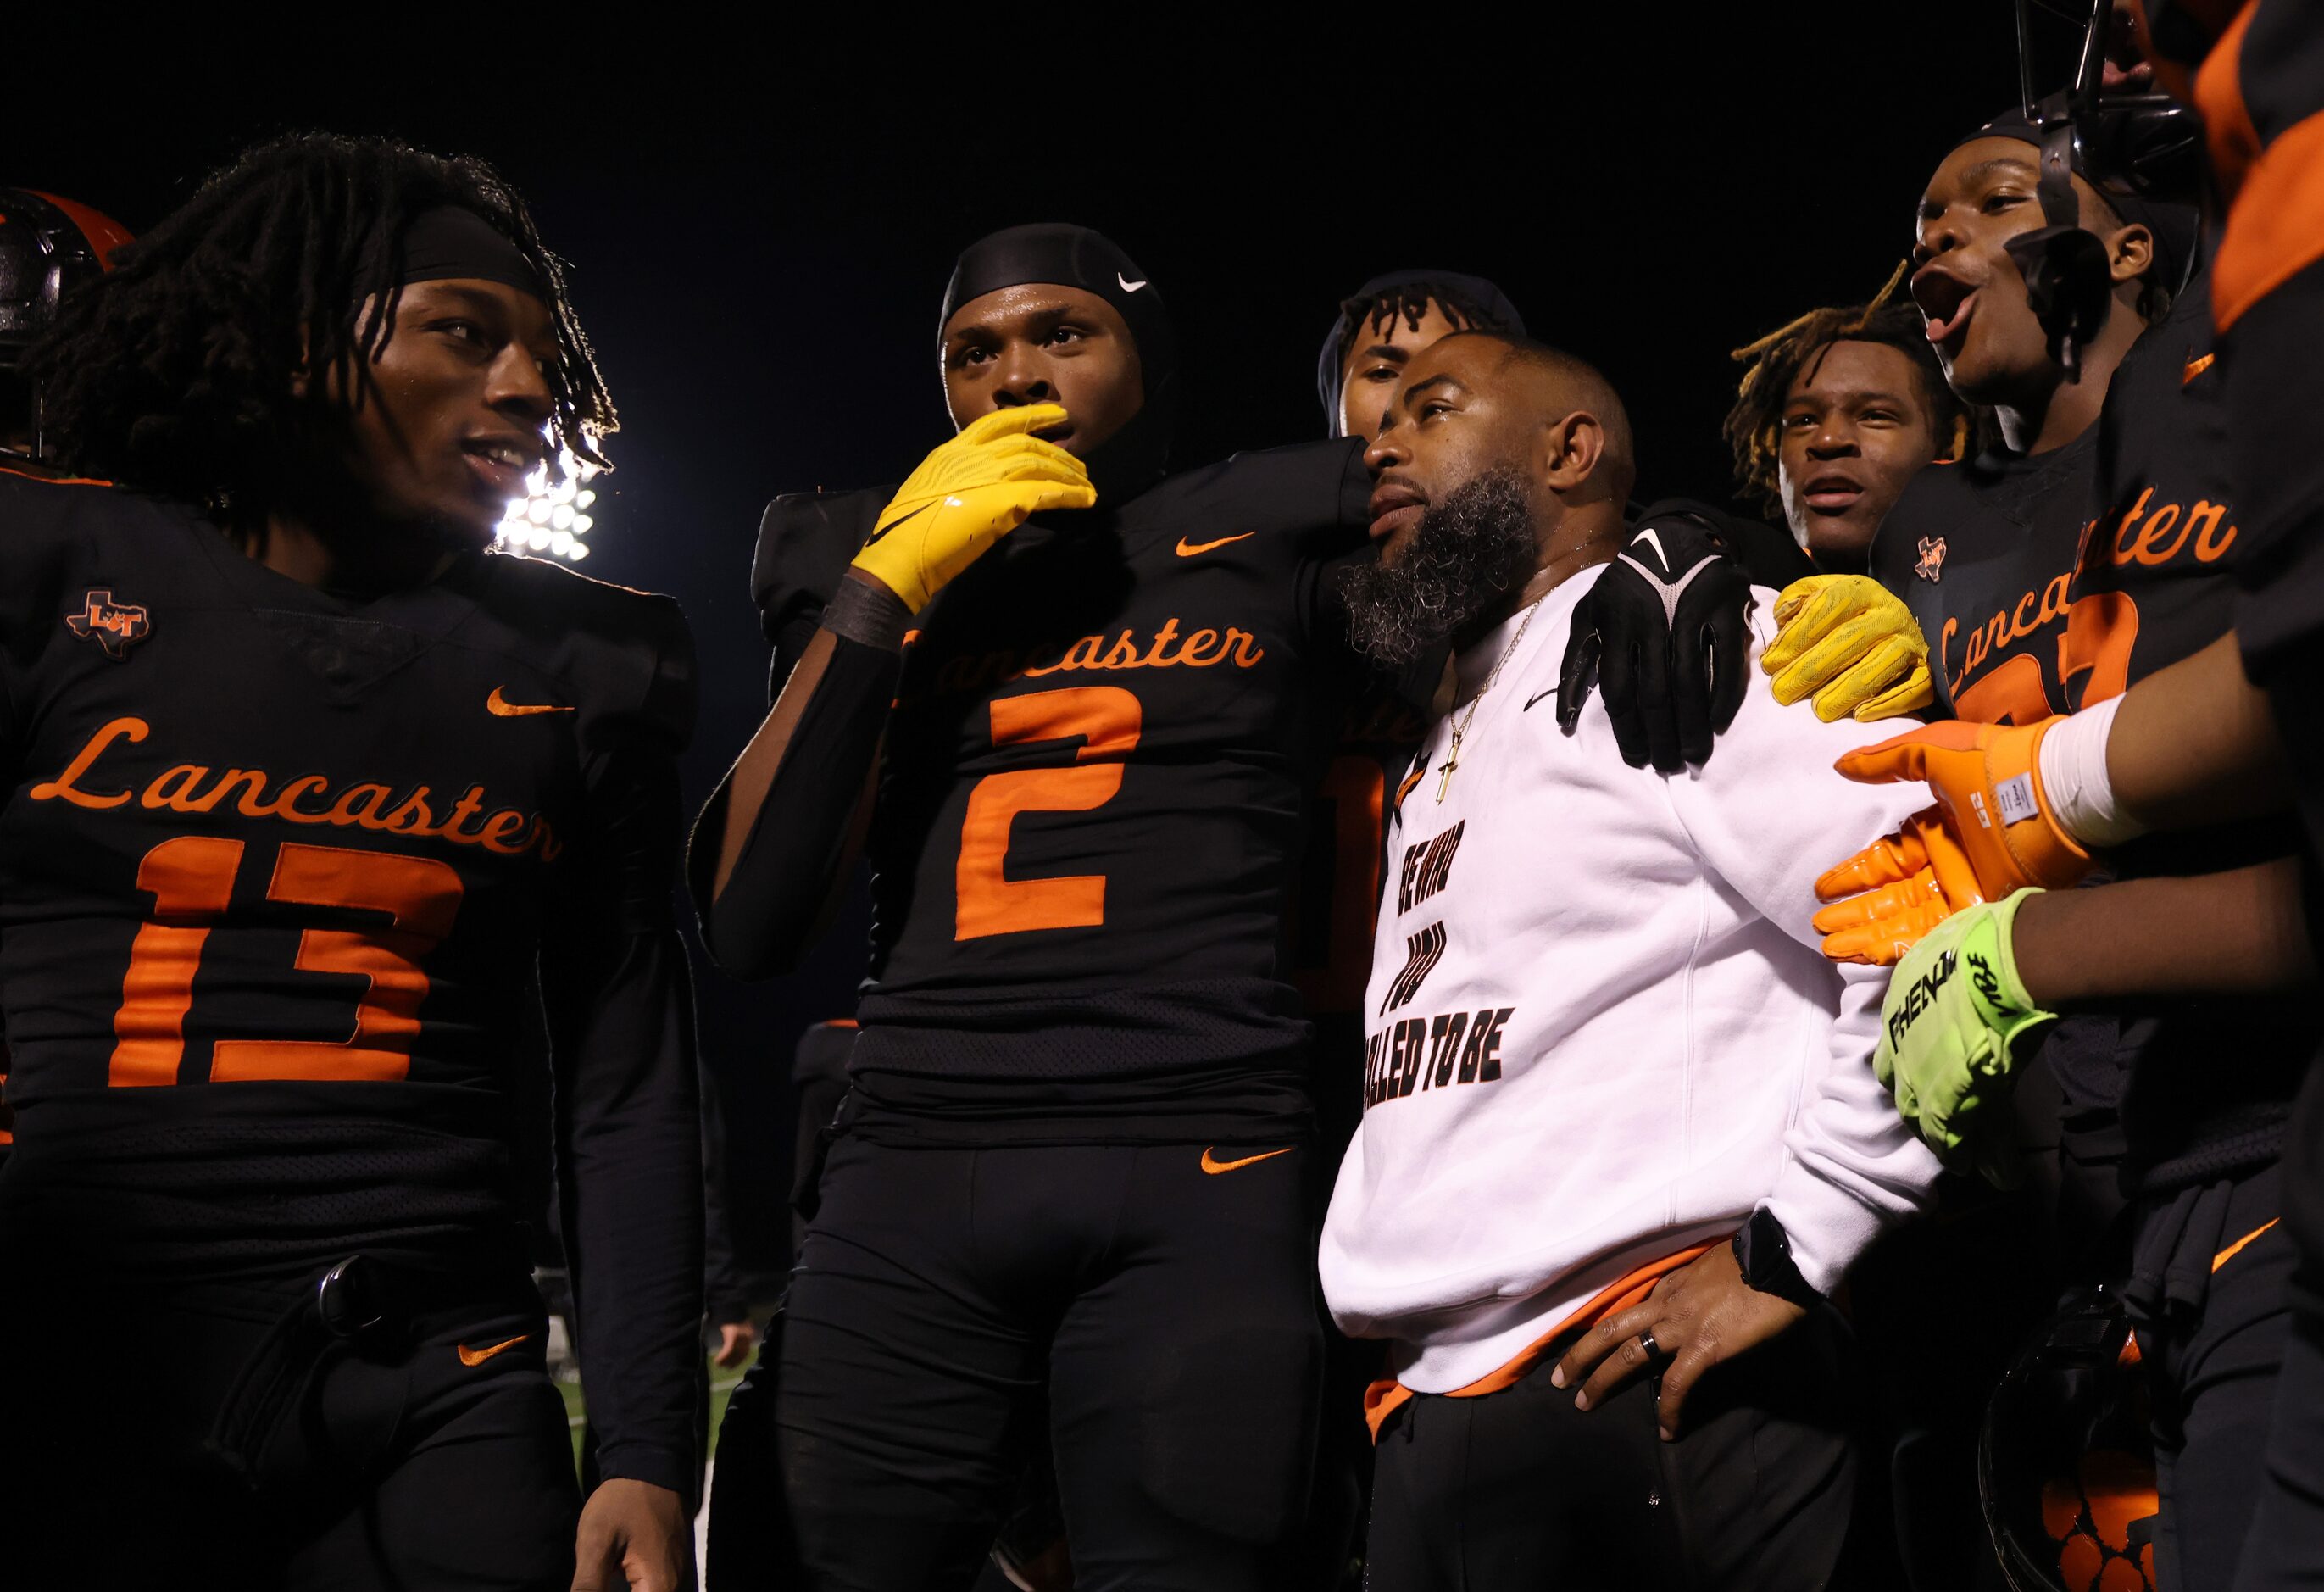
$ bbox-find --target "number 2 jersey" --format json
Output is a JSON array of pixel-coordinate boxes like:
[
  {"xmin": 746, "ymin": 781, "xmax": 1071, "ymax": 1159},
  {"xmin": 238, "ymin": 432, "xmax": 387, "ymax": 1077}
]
[
  {"xmin": 1869, "ymin": 263, "xmax": 2317, "ymax": 1185},
  {"xmin": 708, "ymin": 439, "xmax": 1378, "ymax": 1145},
  {"xmin": 0, "ymin": 474, "xmax": 704, "ymax": 1486}
]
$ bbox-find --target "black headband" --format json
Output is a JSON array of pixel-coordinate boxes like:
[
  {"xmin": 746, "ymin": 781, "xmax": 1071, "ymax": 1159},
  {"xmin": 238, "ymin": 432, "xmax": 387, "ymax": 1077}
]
[
  {"xmin": 938, "ymin": 222, "xmax": 1176, "ymax": 499},
  {"xmin": 938, "ymin": 222, "xmax": 1175, "ymax": 397},
  {"xmin": 365, "ymin": 204, "xmax": 545, "ymax": 299}
]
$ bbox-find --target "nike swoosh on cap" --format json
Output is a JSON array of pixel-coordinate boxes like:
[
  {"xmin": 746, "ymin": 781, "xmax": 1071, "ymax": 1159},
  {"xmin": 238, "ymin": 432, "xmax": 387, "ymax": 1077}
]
[
  {"xmin": 486, "ymin": 687, "xmax": 573, "ymax": 717},
  {"xmin": 455, "ymin": 1333, "xmax": 531, "ymax": 1367},
  {"xmin": 1118, "ymin": 271, "xmax": 1148, "ymax": 292},
  {"xmin": 1176, "ymin": 532, "xmax": 1256, "ymax": 557},
  {"xmin": 1200, "ymin": 1146, "xmax": 1293, "ymax": 1174}
]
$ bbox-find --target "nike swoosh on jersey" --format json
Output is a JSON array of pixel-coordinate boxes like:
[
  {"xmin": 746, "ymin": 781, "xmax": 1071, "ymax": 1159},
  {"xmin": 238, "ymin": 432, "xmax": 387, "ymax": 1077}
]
[
  {"xmin": 2183, "ymin": 351, "xmax": 2216, "ymax": 385},
  {"xmin": 455, "ymin": 1333, "xmax": 531, "ymax": 1367},
  {"xmin": 1524, "ymin": 688, "xmax": 1555, "ymax": 711},
  {"xmin": 1200, "ymin": 1146, "xmax": 1293, "ymax": 1175},
  {"xmin": 486, "ymin": 687, "xmax": 574, "ymax": 717},
  {"xmin": 1176, "ymin": 532, "xmax": 1257, "ymax": 558}
]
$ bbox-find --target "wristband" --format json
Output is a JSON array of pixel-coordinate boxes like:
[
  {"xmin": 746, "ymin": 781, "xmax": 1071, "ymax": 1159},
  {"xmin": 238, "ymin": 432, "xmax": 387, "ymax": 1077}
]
[
  {"xmin": 2036, "ymin": 695, "xmax": 2146, "ymax": 849},
  {"xmin": 820, "ymin": 574, "xmax": 913, "ymax": 653}
]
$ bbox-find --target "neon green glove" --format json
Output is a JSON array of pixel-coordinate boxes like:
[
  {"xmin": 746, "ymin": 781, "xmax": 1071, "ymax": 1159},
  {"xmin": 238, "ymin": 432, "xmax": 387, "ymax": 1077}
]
[
  {"xmin": 852, "ymin": 404, "xmax": 1097, "ymax": 613},
  {"xmin": 1761, "ymin": 575, "xmax": 1936, "ymax": 722},
  {"xmin": 1876, "ymin": 887, "xmax": 2056, "ymax": 1181}
]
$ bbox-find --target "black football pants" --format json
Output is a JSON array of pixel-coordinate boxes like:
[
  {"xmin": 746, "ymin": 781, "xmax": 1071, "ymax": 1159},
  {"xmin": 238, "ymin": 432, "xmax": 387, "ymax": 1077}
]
[
  {"xmin": 2127, "ymin": 1162, "xmax": 2293, "ymax": 1590},
  {"xmin": 1, "ymin": 1259, "xmax": 577, "ymax": 1591},
  {"xmin": 1364, "ymin": 1301, "xmax": 1860, "ymax": 1592},
  {"xmin": 2232, "ymin": 1063, "xmax": 2324, "ymax": 1590},
  {"xmin": 770, "ymin": 1132, "xmax": 1324, "ymax": 1592}
]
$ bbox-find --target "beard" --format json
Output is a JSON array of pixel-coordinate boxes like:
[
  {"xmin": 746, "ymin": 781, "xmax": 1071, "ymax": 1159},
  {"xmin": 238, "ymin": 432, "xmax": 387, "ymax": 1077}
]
[{"xmin": 1339, "ymin": 468, "xmax": 1539, "ymax": 665}]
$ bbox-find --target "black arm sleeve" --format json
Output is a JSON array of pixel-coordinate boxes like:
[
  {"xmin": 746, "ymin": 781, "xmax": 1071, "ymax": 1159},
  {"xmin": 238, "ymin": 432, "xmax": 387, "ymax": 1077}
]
[
  {"xmin": 687, "ymin": 632, "xmax": 902, "ymax": 978},
  {"xmin": 699, "ymin": 1059, "xmax": 753, "ymax": 1326},
  {"xmin": 542, "ymin": 630, "xmax": 705, "ymax": 1500}
]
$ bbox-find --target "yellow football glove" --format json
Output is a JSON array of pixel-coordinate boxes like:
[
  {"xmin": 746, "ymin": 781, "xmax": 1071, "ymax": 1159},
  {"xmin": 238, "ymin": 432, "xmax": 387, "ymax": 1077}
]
[
  {"xmin": 1760, "ymin": 575, "xmax": 1935, "ymax": 722},
  {"xmin": 851, "ymin": 404, "xmax": 1097, "ymax": 613}
]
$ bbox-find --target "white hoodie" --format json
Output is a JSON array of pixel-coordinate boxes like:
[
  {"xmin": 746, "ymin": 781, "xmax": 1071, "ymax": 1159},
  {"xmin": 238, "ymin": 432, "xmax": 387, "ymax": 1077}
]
[{"xmin": 1318, "ymin": 575, "xmax": 1943, "ymax": 1394}]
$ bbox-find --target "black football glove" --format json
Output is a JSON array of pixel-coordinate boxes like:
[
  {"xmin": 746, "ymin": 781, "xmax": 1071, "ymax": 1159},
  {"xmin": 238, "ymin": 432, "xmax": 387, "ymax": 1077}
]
[{"xmin": 1556, "ymin": 500, "xmax": 1756, "ymax": 773}]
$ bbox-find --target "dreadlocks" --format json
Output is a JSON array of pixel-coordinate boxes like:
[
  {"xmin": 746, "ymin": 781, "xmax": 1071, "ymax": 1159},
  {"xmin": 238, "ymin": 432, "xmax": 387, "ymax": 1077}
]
[
  {"xmin": 1724, "ymin": 267, "xmax": 1971, "ymax": 513},
  {"xmin": 26, "ymin": 132, "xmax": 613, "ymax": 523},
  {"xmin": 1330, "ymin": 278, "xmax": 1520, "ymax": 371}
]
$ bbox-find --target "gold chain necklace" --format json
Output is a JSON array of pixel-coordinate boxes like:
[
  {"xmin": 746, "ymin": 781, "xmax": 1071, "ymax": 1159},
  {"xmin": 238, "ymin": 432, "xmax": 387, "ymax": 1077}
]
[{"xmin": 1435, "ymin": 597, "xmax": 1544, "ymax": 803}]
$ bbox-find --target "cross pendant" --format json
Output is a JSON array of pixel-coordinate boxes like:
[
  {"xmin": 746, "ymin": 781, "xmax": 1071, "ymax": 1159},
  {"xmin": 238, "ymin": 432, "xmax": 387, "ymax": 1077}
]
[{"xmin": 1436, "ymin": 730, "xmax": 1461, "ymax": 803}]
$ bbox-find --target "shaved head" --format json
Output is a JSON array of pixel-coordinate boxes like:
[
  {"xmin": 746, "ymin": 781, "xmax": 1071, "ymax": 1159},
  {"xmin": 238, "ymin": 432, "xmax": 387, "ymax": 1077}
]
[{"xmin": 1427, "ymin": 331, "xmax": 1637, "ymax": 504}]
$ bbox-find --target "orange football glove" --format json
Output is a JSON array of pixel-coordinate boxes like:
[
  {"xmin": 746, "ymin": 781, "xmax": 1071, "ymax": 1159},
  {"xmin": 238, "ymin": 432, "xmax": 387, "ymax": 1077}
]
[
  {"xmin": 1811, "ymin": 806, "xmax": 1982, "ymax": 965},
  {"xmin": 1831, "ymin": 717, "xmax": 2094, "ymax": 901}
]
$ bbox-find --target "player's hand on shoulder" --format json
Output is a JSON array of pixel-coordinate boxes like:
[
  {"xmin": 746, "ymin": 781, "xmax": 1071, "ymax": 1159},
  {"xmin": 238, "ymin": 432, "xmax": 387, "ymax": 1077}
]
[
  {"xmin": 572, "ymin": 1477, "xmax": 690, "ymax": 1592},
  {"xmin": 1556, "ymin": 500, "xmax": 1755, "ymax": 773},
  {"xmin": 851, "ymin": 404, "xmax": 1097, "ymax": 613},
  {"xmin": 1760, "ymin": 574, "xmax": 1934, "ymax": 722}
]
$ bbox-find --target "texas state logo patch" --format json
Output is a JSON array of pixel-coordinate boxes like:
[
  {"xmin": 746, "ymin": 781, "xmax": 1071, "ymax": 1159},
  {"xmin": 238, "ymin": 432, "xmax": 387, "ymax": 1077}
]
[{"xmin": 65, "ymin": 589, "xmax": 152, "ymax": 660}]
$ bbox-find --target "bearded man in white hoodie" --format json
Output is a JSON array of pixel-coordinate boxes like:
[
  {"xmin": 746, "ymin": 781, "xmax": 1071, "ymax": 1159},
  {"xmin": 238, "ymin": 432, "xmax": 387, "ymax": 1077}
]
[{"xmin": 1319, "ymin": 331, "xmax": 1943, "ymax": 1590}]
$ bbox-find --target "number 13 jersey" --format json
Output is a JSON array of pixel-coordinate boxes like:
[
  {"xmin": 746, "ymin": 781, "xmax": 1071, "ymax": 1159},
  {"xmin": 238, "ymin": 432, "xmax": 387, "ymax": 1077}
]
[{"xmin": 0, "ymin": 473, "xmax": 696, "ymax": 1276}]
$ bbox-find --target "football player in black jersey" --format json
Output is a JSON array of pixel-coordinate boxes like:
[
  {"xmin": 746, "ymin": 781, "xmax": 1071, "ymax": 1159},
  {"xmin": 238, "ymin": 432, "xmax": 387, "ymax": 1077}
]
[
  {"xmin": 1, "ymin": 135, "xmax": 702, "ymax": 1591},
  {"xmin": 1725, "ymin": 288, "xmax": 1969, "ymax": 578},
  {"xmin": 1807, "ymin": 8, "xmax": 2324, "ymax": 1581},
  {"xmin": 1804, "ymin": 97, "xmax": 2316, "ymax": 1586},
  {"xmin": 695, "ymin": 221, "xmax": 1377, "ymax": 1591}
]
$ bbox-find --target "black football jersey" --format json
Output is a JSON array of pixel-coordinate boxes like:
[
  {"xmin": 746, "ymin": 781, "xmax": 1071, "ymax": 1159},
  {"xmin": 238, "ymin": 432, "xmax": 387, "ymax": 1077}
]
[
  {"xmin": 750, "ymin": 439, "xmax": 1374, "ymax": 1139},
  {"xmin": 2085, "ymin": 265, "xmax": 2317, "ymax": 1171},
  {"xmin": 1871, "ymin": 270, "xmax": 2314, "ymax": 1176},
  {"xmin": 0, "ymin": 475, "xmax": 697, "ymax": 1271},
  {"xmin": 1870, "ymin": 432, "xmax": 2099, "ymax": 723}
]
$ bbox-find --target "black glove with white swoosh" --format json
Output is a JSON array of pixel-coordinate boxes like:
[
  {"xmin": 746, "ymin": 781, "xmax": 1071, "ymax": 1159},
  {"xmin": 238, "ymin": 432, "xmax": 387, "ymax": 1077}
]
[{"xmin": 1556, "ymin": 500, "xmax": 1760, "ymax": 773}]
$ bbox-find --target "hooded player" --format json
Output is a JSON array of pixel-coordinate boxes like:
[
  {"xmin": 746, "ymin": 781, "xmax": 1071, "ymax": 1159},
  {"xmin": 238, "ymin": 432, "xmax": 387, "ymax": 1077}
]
[{"xmin": 694, "ymin": 224, "xmax": 1380, "ymax": 1589}]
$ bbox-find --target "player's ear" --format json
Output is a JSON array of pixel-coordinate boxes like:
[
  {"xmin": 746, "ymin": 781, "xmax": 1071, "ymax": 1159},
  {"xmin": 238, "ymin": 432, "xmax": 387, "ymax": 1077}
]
[
  {"xmin": 1541, "ymin": 410, "xmax": 1606, "ymax": 493},
  {"xmin": 2104, "ymin": 221, "xmax": 2154, "ymax": 290}
]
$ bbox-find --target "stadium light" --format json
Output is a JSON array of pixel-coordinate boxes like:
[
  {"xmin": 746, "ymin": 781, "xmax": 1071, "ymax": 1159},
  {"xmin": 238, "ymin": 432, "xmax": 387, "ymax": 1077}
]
[{"xmin": 497, "ymin": 443, "xmax": 603, "ymax": 562}]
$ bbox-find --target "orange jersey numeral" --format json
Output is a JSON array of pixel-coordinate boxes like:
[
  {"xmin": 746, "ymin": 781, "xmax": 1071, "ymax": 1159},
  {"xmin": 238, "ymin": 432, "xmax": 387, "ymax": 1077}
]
[
  {"xmin": 110, "ymin": 838, "xmax": 464, "ymax": 1086},
  {"xmin": 955, "ymin": 687, "xmax": 1142, "ymax": 941},
  {"xmin": 110, "ymin": 834, "xmax": 246, "ymax": 1086},
  {"xmin": 2058, "ymin": 591, "xmax": 2140, "ymax": 709},
  {"xmin": 1950, "ymin": 653, "xmax": 2054, "ymax": 726}
]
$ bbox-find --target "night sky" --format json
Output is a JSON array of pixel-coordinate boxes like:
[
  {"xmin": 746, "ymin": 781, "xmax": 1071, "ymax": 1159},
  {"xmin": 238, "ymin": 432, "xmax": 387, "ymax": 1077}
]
[{"xmin": 11, "ymin": 13, "xmax": 2043, "ymax": 1279}]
